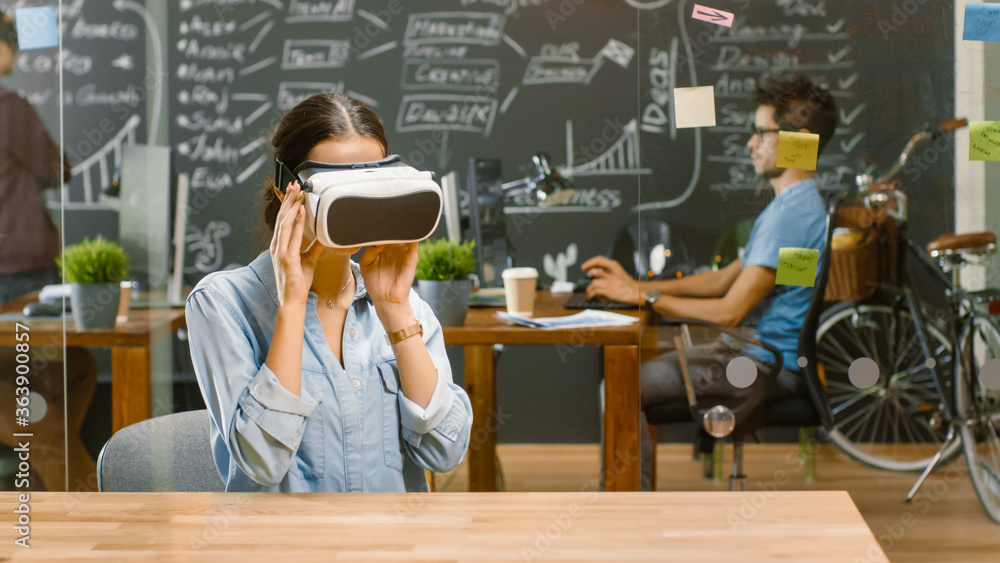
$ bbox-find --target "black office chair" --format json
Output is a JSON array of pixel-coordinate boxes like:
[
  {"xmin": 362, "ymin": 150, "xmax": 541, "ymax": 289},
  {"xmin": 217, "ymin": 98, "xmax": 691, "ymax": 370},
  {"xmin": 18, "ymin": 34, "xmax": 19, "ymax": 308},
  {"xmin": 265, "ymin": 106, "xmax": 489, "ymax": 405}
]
[{"xmin": 644, "ymin": 191, "xmax": 844, "ymax": 490}]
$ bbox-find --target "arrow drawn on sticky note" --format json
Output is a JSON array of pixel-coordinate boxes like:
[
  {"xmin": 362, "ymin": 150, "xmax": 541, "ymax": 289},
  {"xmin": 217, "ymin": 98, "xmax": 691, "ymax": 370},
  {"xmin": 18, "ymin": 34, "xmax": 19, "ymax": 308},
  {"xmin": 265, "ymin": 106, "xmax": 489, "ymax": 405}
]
[{"xmin": 691, "ymin": 4, "xmax": 735, "ymax": 27}]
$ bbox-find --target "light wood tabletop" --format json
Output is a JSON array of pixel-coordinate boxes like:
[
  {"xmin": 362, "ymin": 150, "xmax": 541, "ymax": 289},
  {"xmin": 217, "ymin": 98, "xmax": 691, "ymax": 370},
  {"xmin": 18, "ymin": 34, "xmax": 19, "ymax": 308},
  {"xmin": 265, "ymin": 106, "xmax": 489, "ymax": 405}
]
[{"xmin": 1, "ymin": 490, "xmax": 887, "ymax": 561}]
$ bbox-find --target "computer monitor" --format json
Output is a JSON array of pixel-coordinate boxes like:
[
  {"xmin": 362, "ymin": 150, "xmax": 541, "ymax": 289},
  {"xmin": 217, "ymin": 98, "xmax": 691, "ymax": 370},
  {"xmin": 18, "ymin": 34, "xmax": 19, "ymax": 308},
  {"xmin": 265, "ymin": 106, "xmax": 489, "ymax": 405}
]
[
  {"xmin": 466, "ymin": 158, "xmax": 510, "ymax": 288},
  {"xmin": 119, "ymin": 144, "xmax": 175, "ymax": 301}
]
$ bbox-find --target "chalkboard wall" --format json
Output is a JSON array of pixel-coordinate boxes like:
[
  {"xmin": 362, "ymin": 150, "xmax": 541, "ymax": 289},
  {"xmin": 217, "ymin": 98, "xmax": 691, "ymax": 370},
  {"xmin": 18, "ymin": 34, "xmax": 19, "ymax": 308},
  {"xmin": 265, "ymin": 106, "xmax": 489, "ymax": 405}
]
[{"xmin": 164, "ymin": 0, "xmax": 956, "ymax": 289}]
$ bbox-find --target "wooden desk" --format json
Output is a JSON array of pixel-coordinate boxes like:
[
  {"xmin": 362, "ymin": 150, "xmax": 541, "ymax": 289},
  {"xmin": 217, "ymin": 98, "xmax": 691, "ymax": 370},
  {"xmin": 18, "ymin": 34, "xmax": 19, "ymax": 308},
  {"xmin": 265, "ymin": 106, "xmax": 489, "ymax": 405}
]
[
  {"xmin": 0, "ymin": 294, "xmax": 186, "ymax": 432},
  {"xmin": 444, "ymin": 292, "xmax": 652, "ymax": 492},
  {"xmin": 0, "ymin": 491, "xmax": 888, "ymax": 561}
]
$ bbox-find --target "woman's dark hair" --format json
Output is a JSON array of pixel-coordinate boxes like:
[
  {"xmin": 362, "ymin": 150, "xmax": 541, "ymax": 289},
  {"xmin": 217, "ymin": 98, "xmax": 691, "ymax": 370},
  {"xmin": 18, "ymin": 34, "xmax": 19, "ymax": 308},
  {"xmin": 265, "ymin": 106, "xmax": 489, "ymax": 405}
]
[
  {"xmin": 261, "ymin": 92, "xmax": 388, "ymax": 233},
  {"xmin": 750, "ymin": 74, "xmax": 837, "ymax": 155}
]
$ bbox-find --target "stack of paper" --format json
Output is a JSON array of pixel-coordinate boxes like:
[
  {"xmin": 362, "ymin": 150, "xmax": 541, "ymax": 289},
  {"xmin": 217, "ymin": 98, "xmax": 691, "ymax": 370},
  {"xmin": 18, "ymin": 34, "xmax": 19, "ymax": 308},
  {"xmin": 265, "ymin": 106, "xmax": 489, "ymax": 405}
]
[{"xmin": 496, "ymin": 310, "xmax": 639, "ymax": 329}]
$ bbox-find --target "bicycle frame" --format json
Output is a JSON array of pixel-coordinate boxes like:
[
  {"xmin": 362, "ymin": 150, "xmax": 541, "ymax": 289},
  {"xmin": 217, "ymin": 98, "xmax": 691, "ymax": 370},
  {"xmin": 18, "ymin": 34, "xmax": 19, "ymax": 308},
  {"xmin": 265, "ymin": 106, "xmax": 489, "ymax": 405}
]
[{"xmin": 860, "ymin": 188, "xmax": 998, "ymax": 502}]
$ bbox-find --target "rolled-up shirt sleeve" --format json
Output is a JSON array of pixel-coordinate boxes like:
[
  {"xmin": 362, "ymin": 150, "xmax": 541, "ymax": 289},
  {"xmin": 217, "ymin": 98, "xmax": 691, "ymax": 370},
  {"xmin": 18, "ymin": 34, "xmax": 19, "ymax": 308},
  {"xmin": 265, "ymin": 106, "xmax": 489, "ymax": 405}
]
[
  {"xmin": 186, "ymin": 285, "xmax": 318, "ymax": 487},
  {"xmin": 391, "ymin": 297, "xmax": 473, "ymax": 473}
]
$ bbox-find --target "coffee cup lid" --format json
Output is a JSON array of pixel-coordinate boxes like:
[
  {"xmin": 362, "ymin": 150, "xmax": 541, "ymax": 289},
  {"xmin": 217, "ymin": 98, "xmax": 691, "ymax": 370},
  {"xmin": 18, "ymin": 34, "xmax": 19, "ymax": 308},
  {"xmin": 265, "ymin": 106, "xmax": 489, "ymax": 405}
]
[{"xmin": 501, "ymin": 267, "xmax": 538, "ymax": 279}]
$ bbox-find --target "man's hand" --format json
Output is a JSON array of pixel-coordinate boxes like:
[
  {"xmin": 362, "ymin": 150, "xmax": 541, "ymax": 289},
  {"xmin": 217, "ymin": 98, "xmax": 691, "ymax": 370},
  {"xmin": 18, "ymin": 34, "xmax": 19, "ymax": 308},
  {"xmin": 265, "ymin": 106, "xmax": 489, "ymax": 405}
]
[{"xmin": 580, "ymin": 256, "xmax": 641, "ymax": 304}]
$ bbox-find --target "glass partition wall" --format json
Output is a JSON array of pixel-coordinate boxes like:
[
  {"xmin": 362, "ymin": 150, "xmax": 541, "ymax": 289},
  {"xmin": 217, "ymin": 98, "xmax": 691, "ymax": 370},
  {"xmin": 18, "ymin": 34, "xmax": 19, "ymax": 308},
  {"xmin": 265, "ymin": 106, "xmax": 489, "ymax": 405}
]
[
  {"xmin": 3, "ymin": 0, "xmax": 998, "ymax": 554},
  {"xmin": 1, "ymin": 1, "xmax": 71, "ymax": 492}
]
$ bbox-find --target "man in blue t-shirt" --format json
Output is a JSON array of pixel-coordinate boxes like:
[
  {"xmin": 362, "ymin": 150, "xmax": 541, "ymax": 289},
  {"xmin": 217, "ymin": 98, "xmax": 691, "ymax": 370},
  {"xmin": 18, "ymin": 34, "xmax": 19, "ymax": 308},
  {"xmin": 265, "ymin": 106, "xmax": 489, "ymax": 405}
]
[{"xmin": 583, "ymin": 73, "xmax": 836, "ymax": 490}]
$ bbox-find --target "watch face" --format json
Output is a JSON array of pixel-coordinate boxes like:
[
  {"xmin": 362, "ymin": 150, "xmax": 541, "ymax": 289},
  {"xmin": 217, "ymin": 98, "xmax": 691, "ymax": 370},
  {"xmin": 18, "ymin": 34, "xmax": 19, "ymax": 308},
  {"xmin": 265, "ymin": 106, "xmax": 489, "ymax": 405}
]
[{"xmin": 647, "ymin": 291, "xmax": 660, "ymax": 304}]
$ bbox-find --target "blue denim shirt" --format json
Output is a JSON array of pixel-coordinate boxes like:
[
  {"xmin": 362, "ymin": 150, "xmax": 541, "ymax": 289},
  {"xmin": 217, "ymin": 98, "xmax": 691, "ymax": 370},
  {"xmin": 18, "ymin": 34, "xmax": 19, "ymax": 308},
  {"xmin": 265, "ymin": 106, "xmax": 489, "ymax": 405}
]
[
  {"xmin": 740, "ymin": 179, "xmax": 826, "ymax": 370},
  {"xmin": 185, "ymin": 252, "xmax": 473, "ymax": 492}
]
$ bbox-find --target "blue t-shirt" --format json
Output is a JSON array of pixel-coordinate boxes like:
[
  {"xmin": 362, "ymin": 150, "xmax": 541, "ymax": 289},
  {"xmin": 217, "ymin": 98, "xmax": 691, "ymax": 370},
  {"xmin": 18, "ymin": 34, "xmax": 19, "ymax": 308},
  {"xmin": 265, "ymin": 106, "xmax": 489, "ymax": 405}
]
[{"xmin": 740, "ymin": 179, "xmax": 826, "ymax": 371}]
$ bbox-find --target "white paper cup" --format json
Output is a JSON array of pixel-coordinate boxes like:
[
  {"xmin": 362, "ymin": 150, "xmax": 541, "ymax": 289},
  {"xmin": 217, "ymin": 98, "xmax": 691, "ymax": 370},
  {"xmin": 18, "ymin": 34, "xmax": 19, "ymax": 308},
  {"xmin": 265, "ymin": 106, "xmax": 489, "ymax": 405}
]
[{"xmin": 501, "ymin": 267, "xmax": 538, "ymax": 316}]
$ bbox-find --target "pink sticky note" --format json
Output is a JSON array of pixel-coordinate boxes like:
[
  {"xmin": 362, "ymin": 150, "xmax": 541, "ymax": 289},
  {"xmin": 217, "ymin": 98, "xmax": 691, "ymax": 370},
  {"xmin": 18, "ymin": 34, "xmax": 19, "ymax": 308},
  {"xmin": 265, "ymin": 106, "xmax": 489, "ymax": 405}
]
[{"xmin": 692, "ymin": 4, "xmax": 735, "ymax": 27}]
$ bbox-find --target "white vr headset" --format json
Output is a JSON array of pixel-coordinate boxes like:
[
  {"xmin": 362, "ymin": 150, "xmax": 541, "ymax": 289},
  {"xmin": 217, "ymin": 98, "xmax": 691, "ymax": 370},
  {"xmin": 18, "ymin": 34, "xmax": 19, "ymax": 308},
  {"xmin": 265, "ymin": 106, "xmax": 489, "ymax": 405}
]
[{"xmin": 275, "ymin": 155, "xmax": 442, "ymax": 248}]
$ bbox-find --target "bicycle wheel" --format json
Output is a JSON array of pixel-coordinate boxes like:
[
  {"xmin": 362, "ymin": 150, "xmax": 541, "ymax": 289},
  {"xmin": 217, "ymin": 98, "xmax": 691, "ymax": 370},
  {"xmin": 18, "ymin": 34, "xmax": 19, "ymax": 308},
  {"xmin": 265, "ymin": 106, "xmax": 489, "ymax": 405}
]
[
  {"xmin": 956, "ymin": 315, "xmax": 1000, "ymax": 525},
  {"xmin": 816, "ymin": 301, "xmax": 961, "ymax": 472}
]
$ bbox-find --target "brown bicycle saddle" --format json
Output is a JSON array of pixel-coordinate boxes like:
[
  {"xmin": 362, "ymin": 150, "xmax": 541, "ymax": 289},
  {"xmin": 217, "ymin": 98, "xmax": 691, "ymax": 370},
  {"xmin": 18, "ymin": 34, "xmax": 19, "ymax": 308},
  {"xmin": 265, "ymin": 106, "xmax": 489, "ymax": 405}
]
[{"xmin": 926, "ymin": 232, "xmax": 997, "ymax": 255}]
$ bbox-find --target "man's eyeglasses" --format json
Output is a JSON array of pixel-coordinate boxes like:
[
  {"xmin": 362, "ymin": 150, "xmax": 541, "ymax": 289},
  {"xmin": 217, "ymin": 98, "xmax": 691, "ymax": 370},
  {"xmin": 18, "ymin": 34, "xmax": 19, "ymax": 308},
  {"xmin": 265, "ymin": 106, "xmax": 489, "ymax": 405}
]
[{"xmin": 749, "ymin": 124, "xmax": 781, "ymax": 138}]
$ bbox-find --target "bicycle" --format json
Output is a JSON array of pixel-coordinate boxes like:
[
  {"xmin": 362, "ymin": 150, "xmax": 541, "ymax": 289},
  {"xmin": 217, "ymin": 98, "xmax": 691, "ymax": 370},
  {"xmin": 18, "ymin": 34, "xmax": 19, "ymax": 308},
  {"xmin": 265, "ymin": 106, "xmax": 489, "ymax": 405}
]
[{"xmin": 813, "ymin": 119, "xmax": 1000, "ymax": 523}]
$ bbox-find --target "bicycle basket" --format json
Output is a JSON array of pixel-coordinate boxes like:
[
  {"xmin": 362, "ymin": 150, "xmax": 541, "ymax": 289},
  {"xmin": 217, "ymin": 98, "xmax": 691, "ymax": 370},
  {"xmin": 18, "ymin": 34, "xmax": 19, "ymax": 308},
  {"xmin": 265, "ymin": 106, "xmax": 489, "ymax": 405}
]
[{"xmin": 824, "ymin": 206, "xmax": 897, "ymax": 302}]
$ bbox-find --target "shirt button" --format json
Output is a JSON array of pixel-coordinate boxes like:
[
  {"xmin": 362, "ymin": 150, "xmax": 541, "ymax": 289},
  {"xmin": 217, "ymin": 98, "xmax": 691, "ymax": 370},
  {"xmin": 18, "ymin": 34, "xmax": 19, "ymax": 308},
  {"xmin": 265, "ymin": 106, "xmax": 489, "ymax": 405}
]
[
  {"xmin": 352, "ymin": 379, "xmax": 360, "ymax": 388},
  {"xmin": 349, "ymin": 328, "xmax": 356, "ymax": 338}
]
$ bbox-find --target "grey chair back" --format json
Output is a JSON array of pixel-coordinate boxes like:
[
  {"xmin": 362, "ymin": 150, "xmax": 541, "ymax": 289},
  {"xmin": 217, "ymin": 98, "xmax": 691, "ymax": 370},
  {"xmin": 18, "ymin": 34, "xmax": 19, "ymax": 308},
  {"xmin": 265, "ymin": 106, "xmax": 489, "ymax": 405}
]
[{"xmin": 97, "ymin": 409, "xmax": 225, "ymax": 492}]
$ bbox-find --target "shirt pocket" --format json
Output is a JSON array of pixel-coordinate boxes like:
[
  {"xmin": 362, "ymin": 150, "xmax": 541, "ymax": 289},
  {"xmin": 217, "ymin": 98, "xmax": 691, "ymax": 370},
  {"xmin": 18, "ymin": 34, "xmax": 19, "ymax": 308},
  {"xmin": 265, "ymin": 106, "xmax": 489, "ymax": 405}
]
[
  {"xmin": 288, "ymin": 387, "xmax": 325, "ymax": 480},
  {"xmin": 377, "ymin": 363, "xmax": 405, "ymax": 471}
]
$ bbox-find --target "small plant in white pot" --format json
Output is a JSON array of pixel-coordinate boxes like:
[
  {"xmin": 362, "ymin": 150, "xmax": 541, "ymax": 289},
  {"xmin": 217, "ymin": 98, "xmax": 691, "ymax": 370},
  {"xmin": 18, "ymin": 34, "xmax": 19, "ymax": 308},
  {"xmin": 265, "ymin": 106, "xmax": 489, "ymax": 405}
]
[
  {"xmin": 414, "ymin": 238, "xmax": 476, "ymax": 327},
  {"xmin": 57, "ymin": 237, "xmax": 129, "ymax": 329}
]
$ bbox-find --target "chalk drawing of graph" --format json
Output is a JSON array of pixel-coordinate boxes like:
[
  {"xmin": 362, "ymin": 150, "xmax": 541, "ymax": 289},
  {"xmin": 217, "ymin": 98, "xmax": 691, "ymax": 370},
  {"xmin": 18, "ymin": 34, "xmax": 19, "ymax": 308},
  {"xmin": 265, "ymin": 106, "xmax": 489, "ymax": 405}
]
[
  {"xmin": 565, "ymin": 118, "xmax": 651, "ymax": 177},
  {"xmin": 65, "ymin": 114, "xmax": 142, "ymax": 209}
]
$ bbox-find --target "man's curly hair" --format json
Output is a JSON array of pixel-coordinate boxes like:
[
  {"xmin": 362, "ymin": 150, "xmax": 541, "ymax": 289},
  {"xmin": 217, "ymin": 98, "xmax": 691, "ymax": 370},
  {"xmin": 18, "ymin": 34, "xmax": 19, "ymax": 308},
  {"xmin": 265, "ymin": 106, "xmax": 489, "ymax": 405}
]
[{"xmin": 750, "ymin": 74, "xmax": 838, "ymax": 155}]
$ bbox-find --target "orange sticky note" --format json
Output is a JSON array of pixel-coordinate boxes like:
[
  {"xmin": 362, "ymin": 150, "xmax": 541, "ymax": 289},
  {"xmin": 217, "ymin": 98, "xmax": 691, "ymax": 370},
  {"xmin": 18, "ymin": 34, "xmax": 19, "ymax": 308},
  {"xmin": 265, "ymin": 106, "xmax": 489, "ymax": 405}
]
[{"xmin": 776, "ymin": 131, "xmax": 820, "ymax": 171}]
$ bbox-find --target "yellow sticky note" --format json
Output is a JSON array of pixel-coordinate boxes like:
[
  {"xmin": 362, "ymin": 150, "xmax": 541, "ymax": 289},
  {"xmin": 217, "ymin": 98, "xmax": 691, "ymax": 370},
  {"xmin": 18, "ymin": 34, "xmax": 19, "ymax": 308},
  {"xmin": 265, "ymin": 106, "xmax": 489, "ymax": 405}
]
[
  {"xmin": 969, "ymin": 121, "xmax": 1000, "ymax": 161},
  {"xmin": 673, "ymin": 86, "xmax": 716, "ymax": 128},
  {"xmin": 776, "ymin": 247, "xmax": 819, "ymax": 287},
  {"xmin": 776, "ymin": 131, "xmax": 820, "ymax": 171}
]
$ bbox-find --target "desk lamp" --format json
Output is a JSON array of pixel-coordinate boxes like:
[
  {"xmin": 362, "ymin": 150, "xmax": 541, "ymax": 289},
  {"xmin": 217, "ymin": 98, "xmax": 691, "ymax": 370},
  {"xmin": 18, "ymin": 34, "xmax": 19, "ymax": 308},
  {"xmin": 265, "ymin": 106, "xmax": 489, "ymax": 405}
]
[{"xmin": 500, "ymin": 152, "xmax": 576, "ymax": 207}]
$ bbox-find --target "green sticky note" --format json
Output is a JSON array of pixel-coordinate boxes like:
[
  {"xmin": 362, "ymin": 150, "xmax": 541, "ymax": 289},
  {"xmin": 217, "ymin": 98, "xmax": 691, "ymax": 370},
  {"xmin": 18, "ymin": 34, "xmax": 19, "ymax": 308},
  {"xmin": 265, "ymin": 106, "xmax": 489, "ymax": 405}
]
[
  {"xmin": 776, "ymin": 247, "xmax": 819, "ymax": 287},
  {"xmin": 969, "ymin": 121, "xmax": 1000, "ymax": 161},
  {"xmin": 776, "ymin": 131, "xmax": 820, "ymax": 171}
]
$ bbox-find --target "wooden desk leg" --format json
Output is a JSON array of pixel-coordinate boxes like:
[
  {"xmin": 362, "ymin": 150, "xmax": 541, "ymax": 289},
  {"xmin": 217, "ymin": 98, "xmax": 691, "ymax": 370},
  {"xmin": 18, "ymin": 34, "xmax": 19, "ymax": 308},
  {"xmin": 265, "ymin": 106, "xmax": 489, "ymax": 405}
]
[
  {"xmin": 603, "ymin": 345, "xmax": 640, "ymax": 491},
  {"xmin": 464, "ymin": 344, "xmax": 497, "ymax": 492},
  {"xmin": 111, "ymin": 347, "xmax": 151, "ymax": 433}
]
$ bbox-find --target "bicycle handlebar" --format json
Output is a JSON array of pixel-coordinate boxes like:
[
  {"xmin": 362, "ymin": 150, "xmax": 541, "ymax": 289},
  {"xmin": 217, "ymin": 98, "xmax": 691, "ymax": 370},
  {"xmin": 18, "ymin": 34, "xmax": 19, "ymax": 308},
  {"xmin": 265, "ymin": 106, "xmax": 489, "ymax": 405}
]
[{"xmin": 873, "ymin": 118, "xmax": 968, "ymax": 184}]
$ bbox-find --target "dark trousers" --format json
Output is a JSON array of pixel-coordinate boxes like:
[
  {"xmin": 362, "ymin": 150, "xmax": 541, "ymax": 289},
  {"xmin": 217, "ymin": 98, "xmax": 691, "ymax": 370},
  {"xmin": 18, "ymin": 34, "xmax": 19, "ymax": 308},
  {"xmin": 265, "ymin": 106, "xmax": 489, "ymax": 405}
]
[{"xmin": 602, "ymin": 340, "xmax": 804, "ymax": 491}]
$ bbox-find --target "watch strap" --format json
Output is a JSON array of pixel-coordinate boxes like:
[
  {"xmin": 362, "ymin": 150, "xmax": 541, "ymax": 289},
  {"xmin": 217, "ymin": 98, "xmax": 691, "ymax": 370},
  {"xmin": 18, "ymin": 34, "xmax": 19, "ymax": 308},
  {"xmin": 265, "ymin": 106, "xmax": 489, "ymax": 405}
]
[{"xmin": 385, "ymin": 321, "xmax": 423, "ymax": 346}]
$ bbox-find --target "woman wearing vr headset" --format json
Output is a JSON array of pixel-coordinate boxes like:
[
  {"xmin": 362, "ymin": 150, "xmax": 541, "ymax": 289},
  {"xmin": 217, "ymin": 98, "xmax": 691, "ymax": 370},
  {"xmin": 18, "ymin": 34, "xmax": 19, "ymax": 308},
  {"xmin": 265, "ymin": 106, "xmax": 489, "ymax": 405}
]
[{"xmin": 186, "ymin": 92, "xmax": 473, "ymax": 492}]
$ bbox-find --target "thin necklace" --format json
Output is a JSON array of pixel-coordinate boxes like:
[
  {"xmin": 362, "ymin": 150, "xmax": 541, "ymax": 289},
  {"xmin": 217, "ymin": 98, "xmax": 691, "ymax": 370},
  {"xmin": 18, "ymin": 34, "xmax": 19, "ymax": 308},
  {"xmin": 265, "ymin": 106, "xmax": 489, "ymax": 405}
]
[{"xmin": 320, "ymin": 271, "xmax": 354, "ymax": 309}]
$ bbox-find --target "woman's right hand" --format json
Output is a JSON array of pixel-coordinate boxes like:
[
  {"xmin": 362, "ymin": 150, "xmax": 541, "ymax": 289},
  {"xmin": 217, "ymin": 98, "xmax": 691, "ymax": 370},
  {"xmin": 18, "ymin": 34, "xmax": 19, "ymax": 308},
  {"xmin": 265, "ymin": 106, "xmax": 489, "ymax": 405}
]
[{"xmin": 270, "ymin": 182, "xmax": 324, "ymax": 307}]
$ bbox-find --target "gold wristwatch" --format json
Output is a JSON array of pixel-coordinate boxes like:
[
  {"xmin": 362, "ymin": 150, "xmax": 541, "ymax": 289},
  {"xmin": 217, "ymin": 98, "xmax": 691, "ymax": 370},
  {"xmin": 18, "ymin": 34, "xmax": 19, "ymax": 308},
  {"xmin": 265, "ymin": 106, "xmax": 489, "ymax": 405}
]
[{"xmin": 385, "ymin": 321, "xmax": 423, "ymax": 346}]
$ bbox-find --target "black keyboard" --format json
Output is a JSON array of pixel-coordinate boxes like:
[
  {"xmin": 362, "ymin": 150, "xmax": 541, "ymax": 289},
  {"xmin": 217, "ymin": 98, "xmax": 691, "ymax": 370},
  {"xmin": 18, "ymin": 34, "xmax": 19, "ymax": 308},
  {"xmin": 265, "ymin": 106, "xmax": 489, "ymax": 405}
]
[{"xmin": 563, "ymin": 292, "xmax": 639, "ymax": 310}]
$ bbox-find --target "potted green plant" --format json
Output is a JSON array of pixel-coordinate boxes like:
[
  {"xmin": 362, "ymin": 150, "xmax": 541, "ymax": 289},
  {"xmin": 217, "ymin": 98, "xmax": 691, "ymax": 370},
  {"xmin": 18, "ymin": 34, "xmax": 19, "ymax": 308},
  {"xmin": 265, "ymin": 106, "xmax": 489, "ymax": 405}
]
[
  {"xmin": 57, "ymin": 237, "xmax": 129, "ymax": 329},
  {"xmin": 414, "ymin": 238, "xmax": 476, "ymax": 326}
]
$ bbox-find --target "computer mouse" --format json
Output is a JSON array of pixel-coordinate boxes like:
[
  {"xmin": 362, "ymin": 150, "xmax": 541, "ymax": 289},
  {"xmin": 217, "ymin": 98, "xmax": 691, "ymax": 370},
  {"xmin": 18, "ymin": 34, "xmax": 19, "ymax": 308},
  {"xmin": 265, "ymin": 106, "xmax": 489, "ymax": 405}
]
[{"xmin": 22, "ymin": 301, "xmax": 63, "ymax": 317}]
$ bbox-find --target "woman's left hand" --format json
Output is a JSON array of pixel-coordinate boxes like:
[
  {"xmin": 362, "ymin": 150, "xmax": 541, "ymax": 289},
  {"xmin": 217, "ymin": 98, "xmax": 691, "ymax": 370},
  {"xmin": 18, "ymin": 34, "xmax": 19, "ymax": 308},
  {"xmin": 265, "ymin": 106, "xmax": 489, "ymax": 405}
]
[{"xmin": 359, "ymin": 242, "xmax": 418, "ymax": 307}]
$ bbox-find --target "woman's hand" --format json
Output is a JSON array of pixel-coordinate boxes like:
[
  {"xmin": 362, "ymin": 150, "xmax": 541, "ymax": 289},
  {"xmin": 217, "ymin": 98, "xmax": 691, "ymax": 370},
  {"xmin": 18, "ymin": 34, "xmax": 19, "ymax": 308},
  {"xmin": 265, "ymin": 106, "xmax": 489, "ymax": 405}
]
[
  {"xmin": 360, "ymin": 243, "xmax": 418, "ymax": 331},
  {"xmin": 359, "ymin": 242, "xmax": 418, "ymax": 306},
  {"xmin": 580, "ymin": 255, "xmax": 641, "ymax": 305},
  {"xmin": 269, "ymin": 182, "xmax": 324, "ymax": 307}
]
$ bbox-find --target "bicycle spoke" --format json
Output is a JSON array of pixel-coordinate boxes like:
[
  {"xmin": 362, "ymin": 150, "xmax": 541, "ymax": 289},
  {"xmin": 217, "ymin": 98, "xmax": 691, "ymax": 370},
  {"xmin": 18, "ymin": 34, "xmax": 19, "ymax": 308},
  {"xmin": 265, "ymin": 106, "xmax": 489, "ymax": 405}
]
[
  {"xmin": 911, "ymin": 412, "xmax": 941, "ymax": 440},
  {"xmin": 830, "ymin": 321, "xmax": 867, "ymax": 364},
  {"xmin": 816, "ymin": 351, "xmax": 851, "ymax": 374},
  {"xmin": 901, "ymin": 384, "xmax": 940, "ymax": 406},
  {"xmin": 895, "ymin": 314, "xmax": 921, "ymax": 371},
  {"xmin": 831, "ymin": 391, "xmax": 870, "ymax": 416},
  {"xmin": 867, "ymin": 398, "xmax": 886, "ymax": 446},
  {"xmin": 896, "ymin": 399, "xmax": 923, "ymax": 444},
  {"xmin": 863, "ymin": 324, "xmax": 885, "ymax": 374},
  {"xmin": 841, "ymin": 399, "xmax": 885, "ymax": 439}
]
